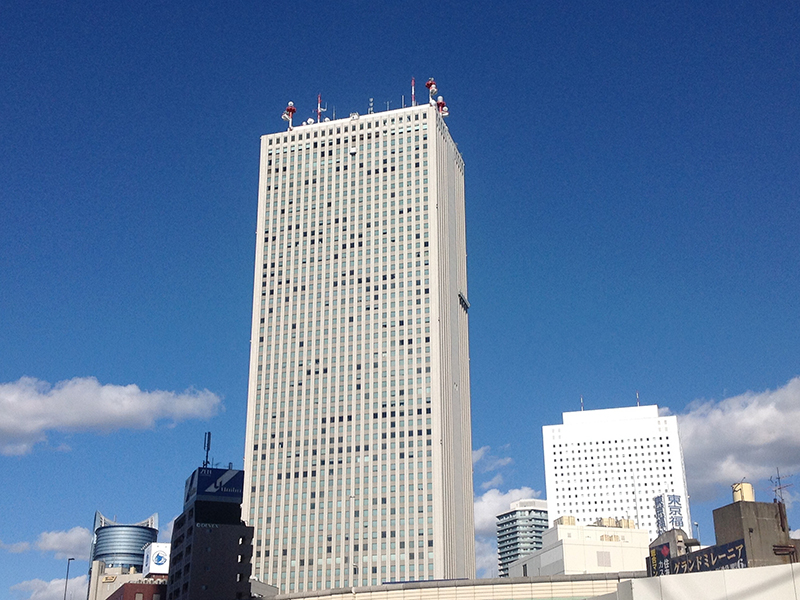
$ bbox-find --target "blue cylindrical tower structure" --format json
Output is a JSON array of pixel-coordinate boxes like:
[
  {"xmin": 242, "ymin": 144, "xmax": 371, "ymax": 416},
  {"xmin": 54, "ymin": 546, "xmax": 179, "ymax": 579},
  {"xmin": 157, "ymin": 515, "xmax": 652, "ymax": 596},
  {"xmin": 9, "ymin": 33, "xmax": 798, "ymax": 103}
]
[{"xmin": 90, "ymin": 511, "xmax": 158, "ymax": 572}]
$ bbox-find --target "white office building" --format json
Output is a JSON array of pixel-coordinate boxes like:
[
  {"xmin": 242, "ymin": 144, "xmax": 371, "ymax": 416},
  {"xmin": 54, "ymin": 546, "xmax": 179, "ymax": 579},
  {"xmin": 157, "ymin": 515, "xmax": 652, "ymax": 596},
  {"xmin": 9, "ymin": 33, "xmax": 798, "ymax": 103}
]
[
  {"xmin": 497, "ymin": 498, "xmax": 548, "ymax": 577},
  {"xmin": 543, "ymin": 405, "xmax": 691, "ymax": 541},
  {"xmin": 242, "ymin": 89, "xmax": 475, "ymax": 593}
]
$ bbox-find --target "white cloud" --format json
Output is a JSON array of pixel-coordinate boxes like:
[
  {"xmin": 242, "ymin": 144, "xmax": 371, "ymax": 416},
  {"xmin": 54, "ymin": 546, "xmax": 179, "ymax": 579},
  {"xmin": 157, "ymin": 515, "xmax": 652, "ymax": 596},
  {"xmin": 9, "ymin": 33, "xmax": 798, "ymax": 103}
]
[
  {"xmin": 0, "ymin": 376, "xmax": 222, "ymax": 455},
  {"xmin": 474, "ymin": 536, "xmax": 499, "ymax": 579},
  {"xmin": 35, "ymin": 527, "xmax": 91, "ymax": 561},
  {"xmin": 0, "ymin": 540, "xmax": 31, "ymax": 553},
  {"xmin": 791, "ymin": 529, "xmax": 799, "ymax": 540},
  {"xmin": 677, "ymin": 377, "xmax": 800, "ymax": 500},
  {"xmin": 11, "ymin": 575, "xmax": 87, "ymax": 600}
]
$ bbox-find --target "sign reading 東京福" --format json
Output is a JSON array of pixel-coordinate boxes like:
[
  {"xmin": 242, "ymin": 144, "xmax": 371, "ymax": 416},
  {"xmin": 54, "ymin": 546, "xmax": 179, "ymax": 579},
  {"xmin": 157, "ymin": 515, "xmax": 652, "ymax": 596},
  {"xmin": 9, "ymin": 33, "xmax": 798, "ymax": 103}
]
[{"xmin": 654, "ymin": 493, "xmax": 686, "ymax": 535}]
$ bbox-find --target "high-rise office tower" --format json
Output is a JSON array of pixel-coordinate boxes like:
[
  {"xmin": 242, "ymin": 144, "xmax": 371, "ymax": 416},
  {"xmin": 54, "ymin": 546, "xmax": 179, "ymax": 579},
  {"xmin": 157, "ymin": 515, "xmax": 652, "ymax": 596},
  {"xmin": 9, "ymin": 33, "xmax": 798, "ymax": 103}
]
[
  {"xmin": 243, "ymin": 86, "xmax": 475, "ymax": 593},
  {"xmin": 496, "ymin": 498, "xmax": 548, "ymax": 577},
  {"xmin": 543, "ymin": 405, "xmax": 691, "ymax": 541}
]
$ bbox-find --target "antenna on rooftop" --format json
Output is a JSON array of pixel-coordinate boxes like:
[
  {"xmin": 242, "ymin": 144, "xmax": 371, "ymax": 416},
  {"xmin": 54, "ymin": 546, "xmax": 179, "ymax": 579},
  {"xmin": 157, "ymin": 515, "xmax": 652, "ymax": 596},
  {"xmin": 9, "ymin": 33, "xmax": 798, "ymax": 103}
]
[
  {"xmin": 425, "ymin": 78, "xmax": 449, "ymax": 116},
  {"xmin": 281, "ymin": 102, "xmax": 296, "ymax": 131},
  {"xmin": 426, "ymin": 78, "xmax": 437, "ymax": 104},
  {"xmin": 411, "ymin": 77, "xmax": 416, "ymax": 106},
  {"xmin": 368, "ymin": 98, "xmax": 374, "ymax": 114},
  {"xmin": 580, "ymin": 395, "xmax": 584, "ymax": 411},
  {"xmin": 203, "ymin": 431, "xmax": 212, "ymax": 468},
  {"xmin": 770, "ymin": 468, "xmax": 793, "ymax": 503},
  {"xmin": 636, "ymin": 390, "xmax": 640, "ymax": 407},
  {"xmin": 316, "ymin": 94, "xmax": 327, "ymax": 123}
]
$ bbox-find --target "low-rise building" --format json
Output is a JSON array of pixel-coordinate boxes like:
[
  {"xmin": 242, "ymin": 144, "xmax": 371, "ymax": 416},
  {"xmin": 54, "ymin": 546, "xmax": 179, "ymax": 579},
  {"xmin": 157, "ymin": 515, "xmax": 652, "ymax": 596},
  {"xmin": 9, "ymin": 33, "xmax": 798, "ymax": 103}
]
[{"xmin": 509, "ymin": 517, "xmax": 650, "ymax": 577}]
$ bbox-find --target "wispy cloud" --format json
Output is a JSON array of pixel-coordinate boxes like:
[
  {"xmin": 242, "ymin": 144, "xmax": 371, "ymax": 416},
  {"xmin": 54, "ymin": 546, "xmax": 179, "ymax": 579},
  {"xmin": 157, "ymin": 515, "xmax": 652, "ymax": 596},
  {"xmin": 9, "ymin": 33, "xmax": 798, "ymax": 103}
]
[
  {"xmin": 472, "ymin": 445, "xmax": 513, "ymax": 473},
  {"xmin": 473, "ymin": 486, "xmax": 541, "ymax": 578},
  {"xmin": 480, "ymin": 473, "xmax": 504, "ymax": 490},
  {"xmin": 677, "ymin": 377, "xmax": 800, "ymax": 500},
  {"xmin": 0, "ymin": 376, "xmax": 222, "ymax": 455},
  {"xmin": 0, "ymin": 540, "xmax": 31, "ymax": 553},
  {"xmin": 11, "ymin": 575, "xmax": 87, "ymax": 600}
]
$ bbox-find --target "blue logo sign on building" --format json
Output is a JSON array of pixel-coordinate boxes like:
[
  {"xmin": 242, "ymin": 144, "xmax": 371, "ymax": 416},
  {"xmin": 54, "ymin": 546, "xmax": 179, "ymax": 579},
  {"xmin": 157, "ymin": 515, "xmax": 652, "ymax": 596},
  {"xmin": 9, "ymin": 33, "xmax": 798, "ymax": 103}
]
[{"xmin": 184, "ymin": 467, "xmax": 244, "ymax": 508}]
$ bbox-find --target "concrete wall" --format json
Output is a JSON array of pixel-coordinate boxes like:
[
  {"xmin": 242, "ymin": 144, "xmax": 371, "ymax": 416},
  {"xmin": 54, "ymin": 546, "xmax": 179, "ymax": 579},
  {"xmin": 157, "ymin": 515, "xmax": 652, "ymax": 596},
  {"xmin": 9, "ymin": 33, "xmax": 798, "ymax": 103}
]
[
  {"xmin": 597, "ymin": 562, "xmax": 800, "ymax": 600},
  {"xmin": 713, "ymin": 501, "xmax": 793, "ymax": 568},
  {"xmin": 272, "ymin": 573, "xmax": 645, "ymax": 600}
]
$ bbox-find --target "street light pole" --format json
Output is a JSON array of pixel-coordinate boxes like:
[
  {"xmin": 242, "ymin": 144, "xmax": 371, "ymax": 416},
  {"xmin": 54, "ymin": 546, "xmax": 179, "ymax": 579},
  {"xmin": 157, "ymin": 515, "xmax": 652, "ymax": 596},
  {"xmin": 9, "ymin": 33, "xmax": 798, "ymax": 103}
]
[{"xmin": 63, "ymin": 557, "xmax": 75, "ymax": 600}]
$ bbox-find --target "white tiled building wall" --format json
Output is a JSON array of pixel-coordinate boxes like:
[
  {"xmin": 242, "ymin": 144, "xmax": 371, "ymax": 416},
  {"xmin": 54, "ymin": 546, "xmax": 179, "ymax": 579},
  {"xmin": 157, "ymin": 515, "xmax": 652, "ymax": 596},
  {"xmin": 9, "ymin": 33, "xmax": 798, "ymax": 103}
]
[{"xmin": 543, "ymin": 406, "xmax": 691, "ymax": 541}]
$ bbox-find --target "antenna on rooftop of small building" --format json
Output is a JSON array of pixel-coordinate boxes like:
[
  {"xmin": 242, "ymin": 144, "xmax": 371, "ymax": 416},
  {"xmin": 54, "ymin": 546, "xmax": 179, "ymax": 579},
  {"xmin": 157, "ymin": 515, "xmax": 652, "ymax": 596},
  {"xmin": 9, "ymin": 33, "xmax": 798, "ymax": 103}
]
[
  {"xmin": 203, "ymin": 431, "xmax": 212, "ymax": 467},
  {"xmin": 770, "ymin": 468, "xmax": 793, "ymax": 503}
]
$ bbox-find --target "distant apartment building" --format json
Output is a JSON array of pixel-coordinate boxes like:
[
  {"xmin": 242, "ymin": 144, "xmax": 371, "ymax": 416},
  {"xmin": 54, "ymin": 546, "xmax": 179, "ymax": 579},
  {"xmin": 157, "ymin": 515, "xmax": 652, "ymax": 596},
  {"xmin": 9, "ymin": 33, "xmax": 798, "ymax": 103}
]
[
  {"xmin": 543, "ymin": 405, "xmax": 691, "ymax": 541},
  {"xmin": 496, "ymin": 498, "xmax": 548, "ymax": 577}
]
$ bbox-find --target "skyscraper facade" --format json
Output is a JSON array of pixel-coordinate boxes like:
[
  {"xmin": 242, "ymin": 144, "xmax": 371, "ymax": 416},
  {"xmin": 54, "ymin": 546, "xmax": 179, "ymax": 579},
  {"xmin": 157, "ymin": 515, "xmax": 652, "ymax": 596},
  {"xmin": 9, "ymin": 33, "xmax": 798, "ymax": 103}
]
[
  {"xmin": 543, "ymin": 405, "xmax": 691, "ymax": 541},
  {"xmin": 496, "ymin": 498, "xmax": 548, "ymax": 577},
  {"xmin": 242, "ymin": 96, "xmax": 475, "ymax": 593}
]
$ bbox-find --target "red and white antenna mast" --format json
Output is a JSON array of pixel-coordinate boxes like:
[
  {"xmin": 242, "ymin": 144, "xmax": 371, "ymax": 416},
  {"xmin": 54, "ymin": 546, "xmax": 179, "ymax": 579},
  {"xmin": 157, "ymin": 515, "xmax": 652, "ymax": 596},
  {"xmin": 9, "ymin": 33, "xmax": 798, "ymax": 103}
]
[
  {"xmin": 282, "ymin": 101, "xmax": 296, "ymax": 130},
  {"xmin": 316, "ymin": 94, "xmax": 327, "ymax": 123},
  {"xmin": 411, "ymin": 77, "xmax": 416, "ymax": 107}
]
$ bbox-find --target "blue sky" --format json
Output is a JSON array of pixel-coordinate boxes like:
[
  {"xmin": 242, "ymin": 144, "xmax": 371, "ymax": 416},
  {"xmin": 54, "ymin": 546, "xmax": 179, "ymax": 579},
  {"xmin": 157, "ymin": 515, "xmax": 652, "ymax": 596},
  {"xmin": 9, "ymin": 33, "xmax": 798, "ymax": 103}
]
[{"xmin": 2, "ymin": 0, "xmax": 799, "ymax": 595}]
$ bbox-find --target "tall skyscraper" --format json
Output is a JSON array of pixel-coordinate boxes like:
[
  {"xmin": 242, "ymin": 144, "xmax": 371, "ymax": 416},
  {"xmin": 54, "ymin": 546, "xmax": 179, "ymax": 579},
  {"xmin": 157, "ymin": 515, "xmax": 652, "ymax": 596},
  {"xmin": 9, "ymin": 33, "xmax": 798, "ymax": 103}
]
[
  {"xmin": 496, "ymin": 498, "xmax": 548, "ymax": 577},
  {"xmin": 543, "ymin": 405, "xmax": 691, "ymax": 541},
  {"xmin": 243, "ymin": 88, "xmax": 475, "ymax": 593}
]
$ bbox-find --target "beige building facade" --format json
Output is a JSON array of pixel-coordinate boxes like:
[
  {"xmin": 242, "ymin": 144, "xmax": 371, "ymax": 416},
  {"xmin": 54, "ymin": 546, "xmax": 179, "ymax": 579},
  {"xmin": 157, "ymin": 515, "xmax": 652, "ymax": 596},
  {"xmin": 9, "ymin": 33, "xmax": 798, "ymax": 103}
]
[
  {"xmin": 243, "ymin": 99, "xmax": 474, "ymax": 593},
  {"xmin": 509, "ymin": 521, "xmax": 650, "ymax": 577}
]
